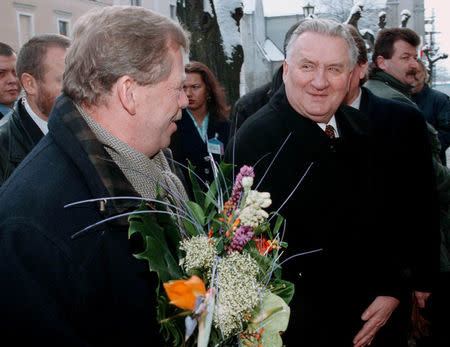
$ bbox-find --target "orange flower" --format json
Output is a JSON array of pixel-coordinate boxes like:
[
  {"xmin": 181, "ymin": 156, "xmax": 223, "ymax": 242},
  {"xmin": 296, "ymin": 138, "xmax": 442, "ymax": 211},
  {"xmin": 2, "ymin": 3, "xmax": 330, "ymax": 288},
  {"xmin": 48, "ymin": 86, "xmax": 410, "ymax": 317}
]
[
  {"xmin": 254, "ymin": 235, "xmax": 271, "ymax": 254},
  {"xmin": 163, "ymin": 275, "xmax": 206, "ymax": 310},
  {"xmin": 254, "ymin": 236, "xmax": 281, "ymax": 255}
]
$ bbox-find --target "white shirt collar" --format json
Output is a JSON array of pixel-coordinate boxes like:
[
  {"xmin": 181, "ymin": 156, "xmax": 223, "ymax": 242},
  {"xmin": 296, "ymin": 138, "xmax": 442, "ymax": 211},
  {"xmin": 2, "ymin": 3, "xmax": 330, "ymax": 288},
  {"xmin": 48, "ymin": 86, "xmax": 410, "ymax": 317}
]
[
  {"xmin": 317, "ymin": 115, "xmax": 339, "ymax": 137},
  {"xmin": 350, "ymin": 88, "xmax": 362, "ymax": 110},
  {"xmin": 22, "ymin": 97, "xmax": 48, "ymax": 135}
]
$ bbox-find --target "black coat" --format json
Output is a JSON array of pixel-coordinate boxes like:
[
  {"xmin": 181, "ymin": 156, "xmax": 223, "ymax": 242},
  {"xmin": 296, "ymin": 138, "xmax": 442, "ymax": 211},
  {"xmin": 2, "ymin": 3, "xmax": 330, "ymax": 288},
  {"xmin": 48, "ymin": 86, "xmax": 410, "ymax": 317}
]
[
  {"xmin": 0, "ymin": 95, "xmax": 164, "ymax": 345},
  {"xmin": 225, "ymin": 86, "xmax": 407, "ymax": 346},
  {"xmin": 229, "ymin": 66, "xmax": 284, "ymax": 136},
  {"xmin": 170, "ymin": 109, "xmax": 230, "ymax": 196},
  {"xmin": 412, "ymin": 84, "xmax": 450, "ymax": 164},
  {"xmin": 0, "ymin": 97, "xmax": 44, "ymax": 185},
  {"xmin": 359, "ymin": 87, "xmax": 440, "ymax": 292}
]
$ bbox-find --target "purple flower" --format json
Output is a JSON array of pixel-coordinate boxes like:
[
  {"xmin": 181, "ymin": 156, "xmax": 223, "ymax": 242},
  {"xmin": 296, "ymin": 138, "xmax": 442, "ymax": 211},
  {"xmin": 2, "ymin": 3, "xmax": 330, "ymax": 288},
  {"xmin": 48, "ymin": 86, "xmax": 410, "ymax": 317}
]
[
  {"xmin": 228, "ymin": 225, "xmax": 254, "ymax": 253},
  {"xmin": 225, "ymin": 166, "xmax": 255, "ymax": 216}
]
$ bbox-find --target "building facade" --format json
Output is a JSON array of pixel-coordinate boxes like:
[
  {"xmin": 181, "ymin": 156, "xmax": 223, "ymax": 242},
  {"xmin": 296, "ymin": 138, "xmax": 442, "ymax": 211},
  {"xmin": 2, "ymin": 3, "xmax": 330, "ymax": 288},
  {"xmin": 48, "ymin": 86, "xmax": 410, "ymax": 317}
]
[{"xmin": 0, "ymin": 0, "xmax": 177, "ymax": 52}]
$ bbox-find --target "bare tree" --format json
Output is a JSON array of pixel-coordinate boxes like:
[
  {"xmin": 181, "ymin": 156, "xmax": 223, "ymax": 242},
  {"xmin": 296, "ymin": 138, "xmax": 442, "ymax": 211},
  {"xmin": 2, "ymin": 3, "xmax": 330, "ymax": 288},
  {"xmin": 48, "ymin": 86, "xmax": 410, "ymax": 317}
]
[{"xmin": 177, "ymin": 0, "xmax": 244, "ymax": 107}]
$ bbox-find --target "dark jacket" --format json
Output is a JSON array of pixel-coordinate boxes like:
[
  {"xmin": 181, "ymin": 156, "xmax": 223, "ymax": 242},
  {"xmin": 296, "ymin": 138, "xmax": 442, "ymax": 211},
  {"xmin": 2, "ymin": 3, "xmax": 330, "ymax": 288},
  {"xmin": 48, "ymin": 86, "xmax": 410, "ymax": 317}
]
[
  {"xmin": 359, "ymin": 87, "xmax": 440, "ymax": 288},
  {"xmin": 365, "ymin": 74, "xmax": 450, "ymax": 273},
  {"xmin": 0, "ymin": 97, "xmax": 44, "ymax": 185},
  {"xmin": 412, "ymin": 84, "xmax": 450, "ymax": 164},
  {"xmin": 229, "ymin": 66, "xmax": 283, "ymax": 136},
  {"xmin": 225, "ymin": 86, "xmax": 408, "ymax": 346},
  {"xmin": 170, "ymin": 109, "xmax": 230, "ymax": 195},
  {"xmin": 0, "ymin": 95, "xmax": 164, "ymax": 345}
]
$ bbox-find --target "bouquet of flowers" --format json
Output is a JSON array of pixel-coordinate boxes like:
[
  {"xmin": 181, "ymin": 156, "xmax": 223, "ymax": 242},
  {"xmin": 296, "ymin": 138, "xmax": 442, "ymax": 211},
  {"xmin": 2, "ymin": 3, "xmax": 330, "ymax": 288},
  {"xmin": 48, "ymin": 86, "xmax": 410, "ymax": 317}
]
[{"xmin": 128, "ymin": 162, "xmax": 294, "ymax": 346}]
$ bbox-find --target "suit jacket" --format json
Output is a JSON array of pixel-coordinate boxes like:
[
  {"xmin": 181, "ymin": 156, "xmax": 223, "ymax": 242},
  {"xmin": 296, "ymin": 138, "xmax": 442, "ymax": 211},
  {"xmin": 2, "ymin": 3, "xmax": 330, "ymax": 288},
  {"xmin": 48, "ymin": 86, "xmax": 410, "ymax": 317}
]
[
  {"xmin": 225, "ymin": 86, "xmax": 406, "ymax": 346},
  {"xmin": 170, "ymin": 109, "xmax": 230, "ymax": 196},
  {"xmin": 0, "ymin": 97, "xmax": 44, "ymax": 185},
  {"xmin": 0, "ymin": 95, "xmax": 164, "ymax": 345}
]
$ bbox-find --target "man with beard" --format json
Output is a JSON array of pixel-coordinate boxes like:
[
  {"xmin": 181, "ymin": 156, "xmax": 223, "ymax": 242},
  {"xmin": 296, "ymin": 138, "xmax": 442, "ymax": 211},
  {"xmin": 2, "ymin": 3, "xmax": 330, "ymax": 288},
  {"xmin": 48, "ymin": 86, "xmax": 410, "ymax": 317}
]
[
  {"xmin": 0, "ymin": 34, "xmax": 70, "ymax": 185},
  {"xmin": 0, "ymin": 42, "xmax": 21, "ymax": 117}
]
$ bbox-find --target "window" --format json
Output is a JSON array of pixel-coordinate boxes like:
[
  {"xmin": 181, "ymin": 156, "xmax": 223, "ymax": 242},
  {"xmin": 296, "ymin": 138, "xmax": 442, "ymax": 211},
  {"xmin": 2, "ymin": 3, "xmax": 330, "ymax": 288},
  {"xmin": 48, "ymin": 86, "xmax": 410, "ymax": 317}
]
[
  {"xmin": 17, "ymin": 12, "xmax": 34, "ymax": 46},
  {"xmin": 130, "ymin": 0, "xmax": 142, "ymax": 6},
  {"xmin": 57, "ymin": 19, "xmax": 70, "ymax": 36}
]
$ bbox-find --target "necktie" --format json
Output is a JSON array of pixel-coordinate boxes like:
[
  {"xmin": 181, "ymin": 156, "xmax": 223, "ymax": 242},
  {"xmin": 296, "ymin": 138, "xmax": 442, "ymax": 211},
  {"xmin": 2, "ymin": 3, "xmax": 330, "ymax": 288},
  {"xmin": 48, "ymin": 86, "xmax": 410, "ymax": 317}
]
[{"xmin": 325, "ymin": 124, "xmax": 335, "ymax": 139}]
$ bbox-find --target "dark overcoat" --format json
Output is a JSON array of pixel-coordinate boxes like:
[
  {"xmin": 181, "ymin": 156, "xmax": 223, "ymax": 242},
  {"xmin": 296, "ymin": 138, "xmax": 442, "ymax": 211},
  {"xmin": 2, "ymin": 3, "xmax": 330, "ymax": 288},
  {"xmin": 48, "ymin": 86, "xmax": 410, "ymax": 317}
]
[
  {"xmin": 0, "ymin": 97, "xmax": 44, "ymax": 185},
  {"xmin": 225, "ymin": 86, "xmax": 409, "ymax": 346},
  {"xmin": 0, "ymin": 95, "xmax": 164, "ymax": 345}
]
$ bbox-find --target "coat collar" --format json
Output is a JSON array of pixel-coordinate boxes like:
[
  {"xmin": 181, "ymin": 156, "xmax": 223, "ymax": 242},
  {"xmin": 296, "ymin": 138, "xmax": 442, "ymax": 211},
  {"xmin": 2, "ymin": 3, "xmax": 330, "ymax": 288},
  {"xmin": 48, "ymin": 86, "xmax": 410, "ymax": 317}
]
[
  {"xmin": 48, "ymin": 94, "xmax": 139, "ymax": 225},
  {"xmin": 371, "ymin": 71, "xmax": 413, "ymax": 98}
]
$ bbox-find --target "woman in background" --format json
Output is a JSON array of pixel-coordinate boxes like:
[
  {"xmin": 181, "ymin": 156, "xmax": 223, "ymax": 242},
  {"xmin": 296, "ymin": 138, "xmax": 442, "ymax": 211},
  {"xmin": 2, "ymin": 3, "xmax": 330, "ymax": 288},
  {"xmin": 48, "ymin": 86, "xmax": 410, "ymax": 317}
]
[{"xmin": 170, "ymin": 61, "xmax": 230, "ymax": 196}]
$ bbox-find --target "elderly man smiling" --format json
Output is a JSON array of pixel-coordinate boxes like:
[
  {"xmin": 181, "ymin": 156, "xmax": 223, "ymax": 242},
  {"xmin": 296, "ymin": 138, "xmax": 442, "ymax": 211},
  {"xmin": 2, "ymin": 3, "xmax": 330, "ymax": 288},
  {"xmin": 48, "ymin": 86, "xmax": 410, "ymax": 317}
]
[{"xmin": 226, "ymin": 19, "xmax": 405, "ymax": 347}]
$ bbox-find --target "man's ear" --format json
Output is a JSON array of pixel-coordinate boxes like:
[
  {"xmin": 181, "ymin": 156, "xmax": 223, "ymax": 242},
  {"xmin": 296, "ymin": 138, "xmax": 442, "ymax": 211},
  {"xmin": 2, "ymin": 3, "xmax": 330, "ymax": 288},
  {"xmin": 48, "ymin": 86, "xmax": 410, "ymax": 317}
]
[
  {"xmin": 21, "ymin": 73, "xmax": 37, "ymax": 96},
  {"xmin": 116, "ymin": 75, "xmax": 136, "ymax": 115},
  {"xmin": 360, "ymin": 62, "xmax": 368, "ymax": 79},
  {"xmin": 282, "ymin": 60, "xmax": 288, "ymax": 83},
  {"xmin": 376, "ymin": 56, "xmax": 386, "ymax": 71}
]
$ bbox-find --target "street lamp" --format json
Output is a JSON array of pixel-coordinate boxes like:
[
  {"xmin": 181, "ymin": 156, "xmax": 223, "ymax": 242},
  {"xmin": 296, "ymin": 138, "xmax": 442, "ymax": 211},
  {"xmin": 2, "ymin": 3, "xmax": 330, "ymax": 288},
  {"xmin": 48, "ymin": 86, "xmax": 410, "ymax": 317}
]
[{"xmin": 303, "ymin": 2, "xmax": 315, "ymax": 18}]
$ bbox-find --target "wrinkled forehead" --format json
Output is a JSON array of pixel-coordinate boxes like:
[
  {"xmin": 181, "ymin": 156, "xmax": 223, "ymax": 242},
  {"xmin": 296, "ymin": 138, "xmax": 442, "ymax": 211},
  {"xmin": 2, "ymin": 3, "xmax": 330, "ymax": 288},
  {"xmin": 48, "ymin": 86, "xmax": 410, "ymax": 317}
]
[{"xmin": 290, "ymin": 32, "xmax": 351, "ymax": 65}]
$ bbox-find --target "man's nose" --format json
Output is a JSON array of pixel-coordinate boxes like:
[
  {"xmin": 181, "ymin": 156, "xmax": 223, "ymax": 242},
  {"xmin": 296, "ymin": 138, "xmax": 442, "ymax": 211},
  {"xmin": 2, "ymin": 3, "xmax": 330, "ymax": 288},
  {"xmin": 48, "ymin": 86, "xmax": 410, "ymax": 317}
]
[
  {"xmin": 179, "ymin": 88, "xmax": 189, "ymax": 108},
  {"xmin": 410, "ymin": 59, "xmax": 419, "ymax": 70},
  {"xmin": 311, "ymin": 69, "xmax": 329, "ymax": 90},
  {"xmin": 6, "ymin": 72, "xmax": 18, "ymax": 84}
]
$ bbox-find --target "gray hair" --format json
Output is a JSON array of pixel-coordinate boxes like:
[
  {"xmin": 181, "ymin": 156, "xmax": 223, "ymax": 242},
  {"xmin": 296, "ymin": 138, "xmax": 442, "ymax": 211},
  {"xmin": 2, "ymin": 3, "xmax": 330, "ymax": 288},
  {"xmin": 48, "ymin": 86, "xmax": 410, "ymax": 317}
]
[
  {"xmin": 285, "ymin": 18, "xmax": 358, "ymax": 70},
  {"xmin": 16, "ymin": 34, "xmax": 70, "ymax": 84},
  {"xmin": 63, "ymin": 5, "xmax": 190, "ymax": 106}
]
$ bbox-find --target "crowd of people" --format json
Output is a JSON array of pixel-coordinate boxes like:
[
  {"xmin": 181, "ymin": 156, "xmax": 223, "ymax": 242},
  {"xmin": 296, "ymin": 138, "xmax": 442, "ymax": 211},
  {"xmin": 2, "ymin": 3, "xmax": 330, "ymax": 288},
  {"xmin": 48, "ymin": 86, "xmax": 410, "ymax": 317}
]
[{"xmin": 0, "ymin": 4, "xmax": 448, "ymax": 347}]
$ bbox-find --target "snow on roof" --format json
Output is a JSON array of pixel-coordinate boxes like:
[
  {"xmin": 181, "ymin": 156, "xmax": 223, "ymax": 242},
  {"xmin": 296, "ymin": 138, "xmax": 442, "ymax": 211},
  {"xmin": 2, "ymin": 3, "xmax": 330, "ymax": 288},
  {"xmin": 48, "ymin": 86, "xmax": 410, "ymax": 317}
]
[
  {"xmin": 204, "ymin": 0, "xmax": 213, "ymax": 16},
  {"xmin": 262, "ymin": 0, "xmax": 301, "ymax": 17},
  {"xmin": 263, "ymin": 39, "xmax": 284, "ymax": 61},
  {"xmin": 213, "ymin": 0, "xmax": 242, "ymax": 62},
  {"xmin": 243, "ymin": 0, "xmax": 255, "ymax": 14},
  {"xmin": 401, "ymin": 9, "xmax": 411, "ymax": 16}
]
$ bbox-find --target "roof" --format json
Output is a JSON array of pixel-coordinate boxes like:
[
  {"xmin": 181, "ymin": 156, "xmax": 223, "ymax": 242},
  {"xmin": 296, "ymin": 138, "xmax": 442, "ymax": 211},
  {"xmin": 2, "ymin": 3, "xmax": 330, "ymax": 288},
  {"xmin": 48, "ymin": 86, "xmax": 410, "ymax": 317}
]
[{"xmin": 263, "ymin": 38, "xmax": 284, "ymax": 61}]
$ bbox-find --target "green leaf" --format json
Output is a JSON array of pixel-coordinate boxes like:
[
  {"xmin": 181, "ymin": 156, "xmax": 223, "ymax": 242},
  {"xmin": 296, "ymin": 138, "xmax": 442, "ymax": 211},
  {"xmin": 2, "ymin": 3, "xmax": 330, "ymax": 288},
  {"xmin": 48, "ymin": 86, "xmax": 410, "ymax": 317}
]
[
  {"xmin": 183, "ymin": 219, "xmax": 199, "ymax": 237},
  {"xmin": 128, "ymin": 202, "xmax": 183, "ymax": 283},
  {"xmin": 242, "ymin": 292, "xmax": 290, "ymax": 347},
  {"xmin": 187, "ymin": 161, "xmax": 205, "ymax": 207},
  {"xmin": 185, "ymin": 201, "xmax": 206, "ymax": 226},
  {"xmin": 267, "ymin": 279, "xmax": 295, "ymax": 305},
  {"xmin": 204, "ymin": 162, "xmax": 234, "ymax": 210},
  {"xmin": 272, "ymin": 214, "xmax": 285, "ymax": 238}
]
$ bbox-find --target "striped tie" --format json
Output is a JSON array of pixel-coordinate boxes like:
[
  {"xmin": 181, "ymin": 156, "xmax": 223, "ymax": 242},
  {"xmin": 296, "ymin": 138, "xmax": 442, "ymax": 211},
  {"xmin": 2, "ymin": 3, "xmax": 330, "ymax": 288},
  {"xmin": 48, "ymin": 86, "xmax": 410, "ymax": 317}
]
[{"xmin": 325, "ymin": 124, "xmax": 335, "ymax": 139}]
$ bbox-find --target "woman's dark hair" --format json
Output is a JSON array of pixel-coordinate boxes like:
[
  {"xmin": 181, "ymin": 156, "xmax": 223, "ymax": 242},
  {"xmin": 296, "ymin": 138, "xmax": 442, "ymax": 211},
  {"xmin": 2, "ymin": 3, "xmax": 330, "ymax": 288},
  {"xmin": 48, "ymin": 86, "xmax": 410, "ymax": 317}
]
[{"xmin": 185, "ymin": 61, "xmax": 230, "ymax": 121}]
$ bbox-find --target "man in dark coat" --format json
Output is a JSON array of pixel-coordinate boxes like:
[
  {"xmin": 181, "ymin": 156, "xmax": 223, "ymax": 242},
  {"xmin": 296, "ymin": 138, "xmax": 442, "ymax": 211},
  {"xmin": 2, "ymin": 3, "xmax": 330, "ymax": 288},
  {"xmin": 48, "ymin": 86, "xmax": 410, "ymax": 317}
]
[
  {"xmin": 0, "ymin": 34, "xmax": 70, "ymax": 185},
  {"xmin": 413, "ymin": 59, "xmax": 450, "ymax": 165},
  {"xmin": 345, "ymin": 25, "xmax": 440, "ymax": 347},
  {"xmin": 0, "ymin": 6, "xmax": 189, "ymax": 345},
  {"xmin": 226, "ymin": 19, "xmax": 404, "ymax": 347}
]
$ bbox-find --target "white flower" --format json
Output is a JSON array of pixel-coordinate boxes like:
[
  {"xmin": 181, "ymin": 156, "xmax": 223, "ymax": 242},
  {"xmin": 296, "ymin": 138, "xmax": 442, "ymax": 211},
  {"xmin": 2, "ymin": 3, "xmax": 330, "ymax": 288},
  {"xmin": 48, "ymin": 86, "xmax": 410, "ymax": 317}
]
[
  {"xmin": 180, "ymin": 236, "xmax": 215, "ymax": 277},
  {"xmin": 241, "ymin": 176, "xmax": 254, "ymax": 191},
  {"xmin": 213, "ymin": 252, "xmax": 260, "ymax": 337},
  {"xmin": 239, "ymin": 190, "xmax": 272, "ymax": 227}
]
